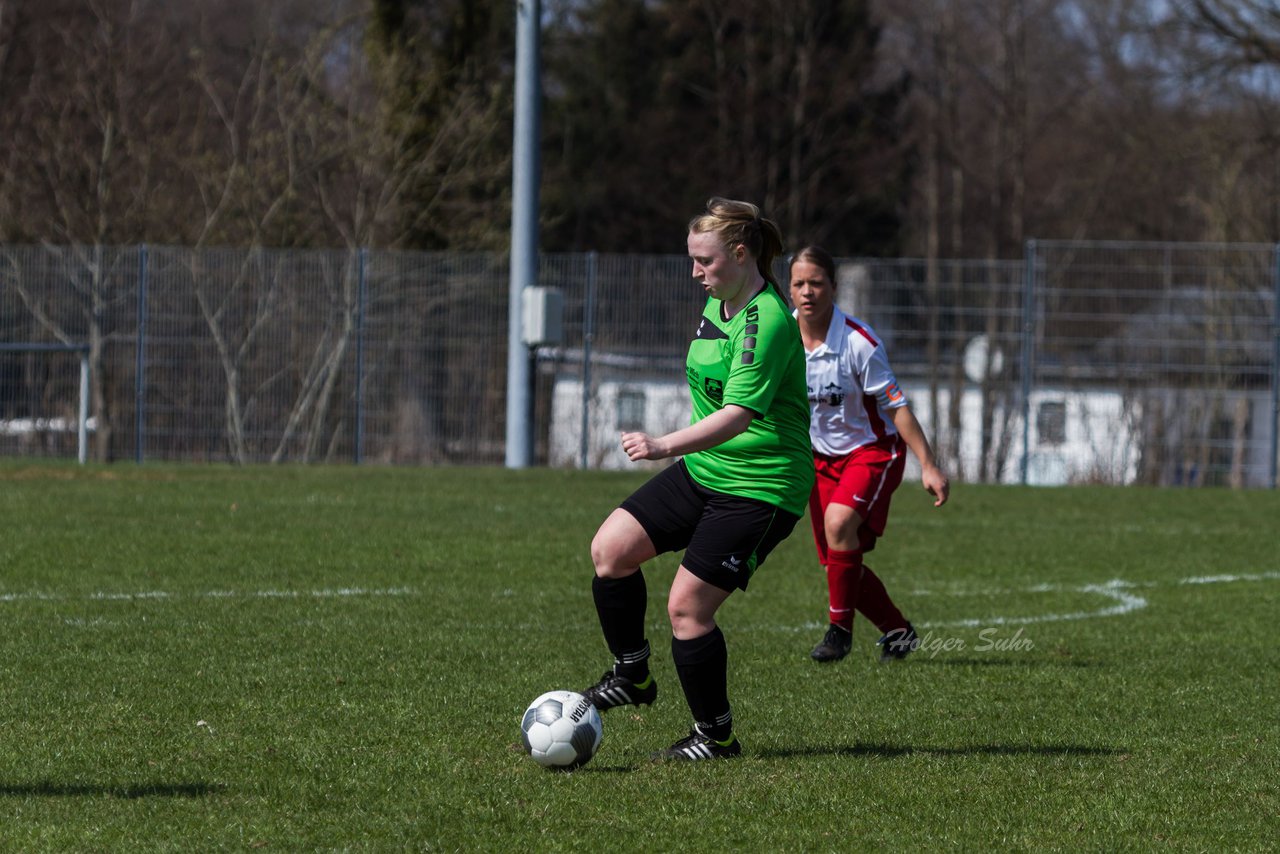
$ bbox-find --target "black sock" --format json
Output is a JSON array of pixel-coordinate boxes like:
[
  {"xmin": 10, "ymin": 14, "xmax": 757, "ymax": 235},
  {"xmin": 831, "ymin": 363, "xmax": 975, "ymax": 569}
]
[
  {"xmin": 672, "ymin": 627, "xmax": 732, "ymax": 741},
  {"xmin": 592, "ymin": 573, "xmax": 649, "ymax": 680}
]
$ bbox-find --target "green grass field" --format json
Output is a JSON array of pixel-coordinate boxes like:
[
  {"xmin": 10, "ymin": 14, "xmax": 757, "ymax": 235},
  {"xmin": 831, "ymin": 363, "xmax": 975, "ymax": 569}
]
[{"xmin": 0, "ymin": 462, "xmax": 1276, "ymax": 850}]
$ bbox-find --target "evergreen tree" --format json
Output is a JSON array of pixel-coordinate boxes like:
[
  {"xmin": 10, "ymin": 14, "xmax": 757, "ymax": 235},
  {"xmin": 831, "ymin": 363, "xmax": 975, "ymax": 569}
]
[
  {"xmin": 542, "ymin": 0, "xmax": 910, "ymax": 255},
  {"xmin": 365, "ymin": 0, "xmax": 514, "ymax": 249},
  {"xmin": 542, "ymin": 0, "xmax": 676, "ymax": 251}
]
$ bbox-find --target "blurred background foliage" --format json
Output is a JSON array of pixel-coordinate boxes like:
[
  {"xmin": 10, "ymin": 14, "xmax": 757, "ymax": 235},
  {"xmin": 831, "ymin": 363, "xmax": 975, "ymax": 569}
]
[{"xmin": 1, "ymin": 0, "xmax": 1278, "ymax": 257}]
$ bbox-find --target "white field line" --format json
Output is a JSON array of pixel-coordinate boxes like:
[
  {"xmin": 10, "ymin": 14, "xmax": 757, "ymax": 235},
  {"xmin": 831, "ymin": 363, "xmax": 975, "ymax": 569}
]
[
  {"xmin": 1179, "ymin": 572, "xmax": 1280, "ymax": 585},
  {"xmin": 916, "ymin": 571, "xmax": 1280, "ymax": 629},
  {"xmin": 923, "ymin": 580, "xmax": 1148, "ymax": 628},
  {"xmin": 0, "ymin": 586, "xmax": 417, "ymax": 605},
  {"xmin": 784, "ymin": 570, "xmax": 1280, "ymax": 633},
  {"xmin": 6, "ymin": 571, "xmax": 1280, "ymax": 626}
]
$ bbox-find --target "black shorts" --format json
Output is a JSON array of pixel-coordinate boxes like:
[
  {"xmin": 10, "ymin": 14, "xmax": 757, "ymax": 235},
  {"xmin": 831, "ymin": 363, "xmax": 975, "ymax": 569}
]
[{"xmin": 620, "ymin": 460, "xmax": 801, "ymax": 592}]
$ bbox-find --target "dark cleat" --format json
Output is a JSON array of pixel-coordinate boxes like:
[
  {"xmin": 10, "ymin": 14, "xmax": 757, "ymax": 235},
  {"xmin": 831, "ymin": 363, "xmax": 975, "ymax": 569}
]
[
  {"xmin": 810, "ymin": 623, "xmax": 853, "ymax": 662},
  {"xmin": 651, "ymin": 726, "xmax": 742, "ymax": 761},
  {"xmin": 582, "ymin": 670, "xmax": 657, "ymax": 711},
  {"xmin": 877, "ymin": 622, "xmax": 918, "ymax": 662}
]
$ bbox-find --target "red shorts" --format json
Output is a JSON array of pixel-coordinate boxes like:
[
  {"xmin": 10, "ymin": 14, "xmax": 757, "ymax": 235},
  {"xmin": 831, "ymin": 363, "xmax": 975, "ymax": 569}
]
[{"xmin": 808, "ymin": 437, "xmax": 907, "ymax": 564}]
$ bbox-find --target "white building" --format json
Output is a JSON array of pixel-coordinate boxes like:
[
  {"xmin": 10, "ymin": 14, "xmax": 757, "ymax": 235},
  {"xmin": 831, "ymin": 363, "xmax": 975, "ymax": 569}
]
[{"xmin": 550, "ymin": 366, "xmax": 1145, "ymax": 485}]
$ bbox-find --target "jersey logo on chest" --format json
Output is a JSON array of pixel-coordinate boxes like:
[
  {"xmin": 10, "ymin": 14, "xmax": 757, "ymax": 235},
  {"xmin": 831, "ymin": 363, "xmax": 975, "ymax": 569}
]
[
  {"xmin": 810, "ymin": 382, "xmax": 845, "ymax": 406},
  {"xmin": 694, "ymin": 317, "xmax": 730, "ymax": 341}
]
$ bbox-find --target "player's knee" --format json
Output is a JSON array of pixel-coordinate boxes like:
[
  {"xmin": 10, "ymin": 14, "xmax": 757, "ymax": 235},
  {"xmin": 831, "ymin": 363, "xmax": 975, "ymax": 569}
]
[
  {"xmin": 589, "ymin": 533, "xmax": 620, "ymax": 577},
  {"xmin": 667, "ymin": 607, "xmax": 699, "ymax": 638},
  {"xmin": 823, "ymin": 521, "xmax": 859, "ymax": 551},
  {"xmin": 590, "ymin": 527, "xmax": 636, "ymax": 579},
  {"xmin": 824, "ymin": 505, "xmax": 864, "ymax": 550},
  {"xmin": 667, "ymin": 599, "xmax": 712, "ymax": 639},
  {"xmin": 591, "ymin": 509, "xmax": 652, "ymax": 578}
]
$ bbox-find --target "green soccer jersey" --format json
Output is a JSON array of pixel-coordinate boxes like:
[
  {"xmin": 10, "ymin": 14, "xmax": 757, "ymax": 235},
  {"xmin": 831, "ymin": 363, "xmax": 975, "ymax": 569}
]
[{"xmin": 682, "ymin": 285, "xmax": 814, "ymax": 516}]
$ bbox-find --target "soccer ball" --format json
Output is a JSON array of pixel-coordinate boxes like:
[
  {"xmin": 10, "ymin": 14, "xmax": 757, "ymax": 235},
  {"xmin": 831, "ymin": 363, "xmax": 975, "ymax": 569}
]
[{"xmin": 520, "ymin": 690, "xmax": 603, "ymax": 770}]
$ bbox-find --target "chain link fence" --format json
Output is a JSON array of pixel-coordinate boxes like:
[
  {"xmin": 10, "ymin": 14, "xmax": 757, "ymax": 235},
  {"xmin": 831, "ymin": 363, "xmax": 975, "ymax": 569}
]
[{"xmin": 2, "ymin": 241, "xmax": 1277, "ymax": 486}]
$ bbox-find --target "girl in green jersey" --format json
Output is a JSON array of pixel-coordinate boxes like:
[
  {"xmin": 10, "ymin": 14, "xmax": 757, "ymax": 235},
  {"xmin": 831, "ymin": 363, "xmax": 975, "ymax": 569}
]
[{"xmin": 581, "ymin": 198, "xmax": 813, "ymax": 761}]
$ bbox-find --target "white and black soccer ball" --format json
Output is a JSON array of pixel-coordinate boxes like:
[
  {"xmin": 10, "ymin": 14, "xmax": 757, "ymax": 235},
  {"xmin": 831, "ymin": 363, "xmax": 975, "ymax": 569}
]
[{"xmin": 520, "ymin": 690, "xmax": 603, "ymax": 770}]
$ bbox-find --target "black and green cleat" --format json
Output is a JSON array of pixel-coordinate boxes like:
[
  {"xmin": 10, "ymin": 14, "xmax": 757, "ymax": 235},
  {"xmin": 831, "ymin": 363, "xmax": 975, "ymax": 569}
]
[{"xmin": 581, "ymin": 670, "xmax": 657, "ymax": 711}]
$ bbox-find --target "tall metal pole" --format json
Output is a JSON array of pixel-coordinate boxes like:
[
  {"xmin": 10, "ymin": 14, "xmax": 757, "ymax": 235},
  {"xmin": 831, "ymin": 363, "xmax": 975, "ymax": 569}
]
[{"xmin": 506, "ymin": 0, "xmax": 541, "ymax": 469}]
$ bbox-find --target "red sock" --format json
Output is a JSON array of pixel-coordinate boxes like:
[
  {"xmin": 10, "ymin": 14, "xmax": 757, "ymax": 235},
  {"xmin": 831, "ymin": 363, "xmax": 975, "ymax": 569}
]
[
  {"xmin": 857, "ymin": 564, "xmax": 906, "ymax": 633},
  {"xmin": 825, "ymin": 549, "xmax": 863, "ymax": 631}
]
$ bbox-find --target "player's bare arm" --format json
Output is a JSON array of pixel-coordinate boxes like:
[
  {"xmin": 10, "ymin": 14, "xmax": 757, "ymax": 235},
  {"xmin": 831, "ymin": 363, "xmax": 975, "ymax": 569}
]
[
  {"xmin": 621, "ymin": 404, "xmax": 754, "ymax": 462},
  {"xmin": 890, "ymin": 405, "xmax": 950, "ymax": 507}
]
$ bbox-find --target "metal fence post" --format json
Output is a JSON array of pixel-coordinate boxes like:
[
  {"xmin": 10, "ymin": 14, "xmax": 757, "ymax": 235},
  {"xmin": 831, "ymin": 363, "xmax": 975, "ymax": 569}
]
[
  {"xmin": 134, "ymin": 243, "xmax": 149, "ymax": 464},
  {"xmin": 579, "ymin": 251, "xmax": 597, "ymax": 470},
  {"xmin": 354, "ymin": 247, "xmax": 368, "ymax": 465},
  {"xmin": 78, "ymin": 349, "xmax": 90, "ymax": 464},
  {"xmin": 1270, "ymin": 243, "xmax": 1280, "ymax": 489},
  {"xmin": 1020, "ymin": 239, "xmax": 1037, "ymax": 485}
]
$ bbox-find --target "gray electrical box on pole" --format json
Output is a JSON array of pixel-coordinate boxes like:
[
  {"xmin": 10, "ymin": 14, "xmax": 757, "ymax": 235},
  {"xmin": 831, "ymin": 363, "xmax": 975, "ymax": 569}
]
[{"xmin": 522, "ymin": 287, "xmax": 564, "ymax": 347}]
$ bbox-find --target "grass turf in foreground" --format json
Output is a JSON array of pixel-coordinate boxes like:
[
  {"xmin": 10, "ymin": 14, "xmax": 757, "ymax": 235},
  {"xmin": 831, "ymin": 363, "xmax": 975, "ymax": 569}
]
[{"xmin": 0, "ymin": 462, "xmax": 1276, "ymax": 849}]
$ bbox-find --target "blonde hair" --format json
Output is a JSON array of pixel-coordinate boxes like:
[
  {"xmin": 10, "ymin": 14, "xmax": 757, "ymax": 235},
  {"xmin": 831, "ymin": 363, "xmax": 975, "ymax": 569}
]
[{"xmin": 688, "ymin": 197, "xmax": 785, "ymax": 288}]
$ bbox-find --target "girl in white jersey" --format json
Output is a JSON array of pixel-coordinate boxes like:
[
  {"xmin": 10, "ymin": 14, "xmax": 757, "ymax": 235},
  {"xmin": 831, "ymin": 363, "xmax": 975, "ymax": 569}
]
[{"xmin": 789, "ymin": 245, "xmax": 950, "ymax": 663}]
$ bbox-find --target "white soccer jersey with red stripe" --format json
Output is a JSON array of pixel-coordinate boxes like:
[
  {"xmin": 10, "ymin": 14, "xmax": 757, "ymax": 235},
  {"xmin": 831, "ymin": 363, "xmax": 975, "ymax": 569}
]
[{"xmin": 798, "ymin": 306, "xmax": 907, "ymax": 456}]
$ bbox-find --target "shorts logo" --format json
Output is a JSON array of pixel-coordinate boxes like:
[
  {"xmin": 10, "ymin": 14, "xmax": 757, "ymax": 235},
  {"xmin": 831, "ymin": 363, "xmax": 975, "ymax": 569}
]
[
  {"xmin": 704, "ymin": 378, "xmax": 724, "ymax": 402},
  {"xmin": 721, "ymin": 555, "xmax": 742, "ymax": 572}
]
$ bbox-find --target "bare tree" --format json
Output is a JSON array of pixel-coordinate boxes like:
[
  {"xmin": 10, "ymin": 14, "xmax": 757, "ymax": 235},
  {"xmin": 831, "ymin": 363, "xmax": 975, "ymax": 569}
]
[
  {"xmin": 0, "ymin": 0, "xmax": 195, "ymax": 458},
  {"xmin": 1165, "ymin": 0, "xmax": 1280, "ymax": 241},
  {"xmin": 1180, "ymin": 0, "xmax": 1280, "ymax": 66},
  {"xmin": 177, "ymin": 9, "xmax": 512, "ymax": 462}
]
